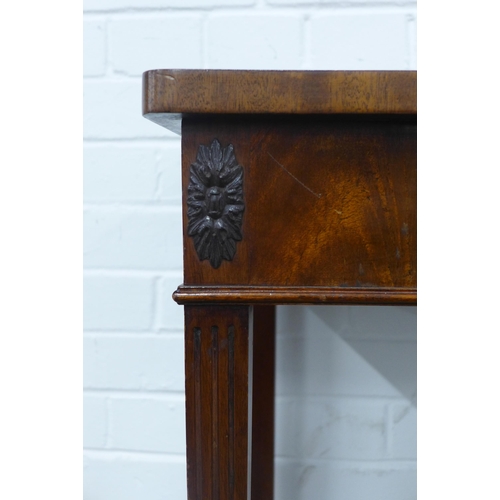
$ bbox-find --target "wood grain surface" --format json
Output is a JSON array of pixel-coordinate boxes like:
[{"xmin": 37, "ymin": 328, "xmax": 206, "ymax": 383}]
[
  {"xmin": 250, "ymin": 306, "xmax": 276, "ymax": 500},
  {"xmin": 143, "ymin": 70, "xmax": 416, "ymax": 134},
  {"xmin": 182, "ymin": 115, "xmax": 416, "ymax": 297},
  {"xmin": 174, "ymin": 285, "xmax": 416, "ymax": 305},
  {"xmin": 184, "ymin": 306, "xmax": 252, "ymax": 500}
]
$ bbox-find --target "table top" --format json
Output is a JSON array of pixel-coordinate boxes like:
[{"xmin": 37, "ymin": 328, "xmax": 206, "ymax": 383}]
[
  {"xmin": 142, "ymin": 69, "xmax": 417, "ymax": 305},
  {"xmin": 143, "ymin": 70, "xmax": 416, "ymax": 134}
]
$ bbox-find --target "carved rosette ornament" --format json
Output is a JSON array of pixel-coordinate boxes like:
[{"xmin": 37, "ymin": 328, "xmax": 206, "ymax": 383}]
[{"xmin": 187, "ymin": 139, "xmax": 244, "ymax": 269}]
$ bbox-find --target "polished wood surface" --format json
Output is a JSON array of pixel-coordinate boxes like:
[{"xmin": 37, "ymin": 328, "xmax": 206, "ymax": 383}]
[
  {"xmin": 184, "ymin": 306, "xmax": 252, "ymax": 500},
  {"xmin": 250, "ymin": 306, "xmax": 276, "ymax": 500},
  {"xmin": 143, "ymin": 70, "xmax": 416, "ymax": 134},
  {"xmin": 181, "ymin": 115, "xmax": 416, "ymax": 302},
  {"xmin": 142, "ymin": 70, "xmax": 417, "ymax": 500},
  {"xmin": 143, "ymin": 70, "xmax": 417, "ymax": 115},
  {"xmin": 174, "ymin": 285, "xmax": 416, "ymax": 305},
  {"xmin": 184, "ymin": 305, "xmax": 276, "ymax": 500}
]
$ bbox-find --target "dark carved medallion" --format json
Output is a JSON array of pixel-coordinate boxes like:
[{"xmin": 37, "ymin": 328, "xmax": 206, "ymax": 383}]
[{"xmin": 187, "ymin": 139, "xmax": 244, "ymax": 269}]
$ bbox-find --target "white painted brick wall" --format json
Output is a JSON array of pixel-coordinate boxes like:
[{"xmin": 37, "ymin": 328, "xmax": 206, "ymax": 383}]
[
  {"xmin": 309, "ymin": 12, "xmax": 410, "ymax": 70},
  {"xmin": 84, "ymin": 80, "xmax": 173, "ymax": 139},
  {"xmin": 84, "ymin": 335, "xmax": 184, "ymax": 391},
  {"xmin": 83, "ymin": 208, "xmax": 183, "ymax": 269},
  {"xmin": 109, "ymin": 16, "xmax": 203, "ymax": 76},
  {"xmin": 390, "ymin": 403, "xmax": 417, "ymax": 459},
  {"xmin": 84, "ymin": 453, "xmax": 187, "ymax": 500},
  {"xmin": 157, "ymin": 275, "xmax": 186, "ymax": 331},
  {"xmin": 207, "ymin": 14, "xmax": 303, "ymax": 69},
  {"xmin": 275, "ymin": 462, "xmax": 416, "ymax": 500},
  {"xmin": 83, "ymin": 275, "xmax": 155, "ymax": 330},
  {"xmin": 109, "ymin": 396, "xmax": 186, "ymax": 453},
  {"xmin": 83, "ymin": 0, "xmax": 416, "ymax": 498},
  {"xmin": 84, "ymin": 0, "xmax": 255, "ymax": 12},
  {"xmin": 84, "ymin": 396, "xmax": 108, "ymax": 448},
  {"xmin": 83, "ymin": 144, "xmax": 182, "ymax": 203},
  {"xmin": 83, "ymin": 20, "xmax": 106, "ymax": 77}
]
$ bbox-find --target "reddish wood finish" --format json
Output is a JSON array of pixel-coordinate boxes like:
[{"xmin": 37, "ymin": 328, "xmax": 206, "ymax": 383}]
[
  {"xmin": 184, "ymin": 305, "xmax": 277, "ymax": 500},
  {"xmin": 185, "ymin": 306, "xmax": 252, "ymax": 500},
  {"xmin": 143, "ymin": 70, "xmax": 416, "ymax": 122},
  {"xmin": 251, "ymin": 306, "xmax": 276, "ymax": 500},
  {"xmin": 181, "ymin": 115, "xmax": 416, "ymax": 298},
  {"xmin": 174, "ymin": 285, "xmax": 416, "ymax": 305},
  {"xmin": 141, "ymin": 70, "xmax": 417, "ymax": 500}
]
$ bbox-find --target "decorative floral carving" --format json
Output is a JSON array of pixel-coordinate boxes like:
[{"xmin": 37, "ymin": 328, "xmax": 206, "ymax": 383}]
[{"xmin": 187, "ymin": 139, "xmax": 245, "ymax": 269}]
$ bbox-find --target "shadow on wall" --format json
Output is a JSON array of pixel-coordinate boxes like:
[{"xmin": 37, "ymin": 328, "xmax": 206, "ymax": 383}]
[
  {"xmin": 274, "ymin": 305, "xmax": 417, "ymax": 500},
  {"xmin": 276, "ymin": 305, "xmax": 417, "ymax": 404}
]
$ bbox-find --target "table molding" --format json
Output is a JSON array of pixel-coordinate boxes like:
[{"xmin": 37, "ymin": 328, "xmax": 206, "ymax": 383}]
[{"xmin": 174, "ymin": 285, "xmax": 417, "ymax": 305}]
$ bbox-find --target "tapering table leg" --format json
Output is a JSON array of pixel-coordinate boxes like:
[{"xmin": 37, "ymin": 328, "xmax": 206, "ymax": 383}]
[
  {"xmin": 184, "ymin": 305, "xmax": 276, "ymax": 500},
  {"xmin": 184, "ymin": 305, "xmax": 251, "ymax": 500},
  {"xmin": 251, "ymin": 306, "xmax": 276, "ymax": 500}
]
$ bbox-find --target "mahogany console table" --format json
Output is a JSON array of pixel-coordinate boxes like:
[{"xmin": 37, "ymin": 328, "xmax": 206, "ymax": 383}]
[{"xmin": 142, "ymin": 70, "xmax": 416, "ymax": 500}]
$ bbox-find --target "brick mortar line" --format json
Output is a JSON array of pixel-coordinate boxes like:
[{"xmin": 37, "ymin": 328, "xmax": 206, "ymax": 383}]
[
  {"xmin": 84, "ymin": 2, "xmax": 417, "ymax": 15},
  {"xmin": 274, "ymin": 456, "xmax": 417, "ymax": 467},
  {"xmin": 83, "ymin": 137, "xmax": 180, "ymax": 143},
  {"xmin": 83, "ymin": 139, "xmax": 180, "ymax": 146},
  {"xmin": 265, "ymin": 1, "xmax": 417, "ymax": 6},
  {"xmin": 83, "ymin": 269, "xmax": 183, "ymax": 275},
  {"xmin": 86, "ymin": 446, "xmax": 187, "ymax": 456},
  {"xmin": 84, "ymin": 76, "xmax": 142, "ymax": 82},
  {"xmin": 83, "ymin": 269, "xmax": 182, "ymax": 276},
  {"xmin": 85, "ymin": 389, "xmax": 185, "ymax": 398},
  {"xmin": 83, "ymin": 329, "xmax": 184, "ymax": 334},
  {"xmin": 83, "ymin": 448, "xmax": 187, "ymax": 462},
  {"xmin": 385, "ymin": 403, "xmax": 393, "ymax": 456},
  {"xmin": 275, "ymin": 332, "xmax": 416, "ymax": 343},
  {"xmin": 84, "ymin": 5, "xmax": 260, "ymax": 16},
  {"xmin": 83, "ymin": 448, "xmax": 415, "ymax": 465},
  {"xmin": 83, "ymin": 203, "xmax": 181, "ymax": 210},
  {"xmin": 303, "ymin": 5, "xmax": 418, "ymax": 15},
  {"xmin": 83, "ymin": 202, "xmax": 182, "ymax": 208},
  {"xmin": 83, "ymin": 203, "xmax": 182, "ymax": 209},
  {"xmin": 83, "ymin": 331, "xmax": 184, "ymax": 337},
  {"xmin": 276, "ymin": 394, "xmax": 415, "ymax": 403}
]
